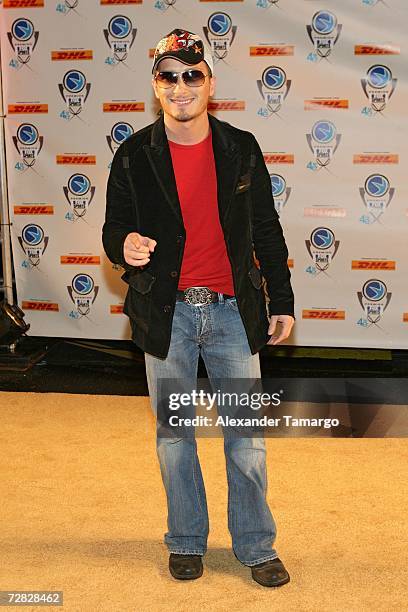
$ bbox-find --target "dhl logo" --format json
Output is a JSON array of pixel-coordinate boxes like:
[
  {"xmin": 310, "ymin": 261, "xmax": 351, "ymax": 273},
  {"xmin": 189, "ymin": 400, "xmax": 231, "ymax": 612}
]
[
  {"xmin": 51, "ymin": 50, "xmax": 93, "ymax": 61},
  {"xmin": 8, "ymin": 104, "xmax": 48, "ymax": 114},
  {"xmin": 208, "ymin": 101, "xmax": 245, "ymax": 111},
  {"xmin": 304, "ymin": 207, "xmax": 346, "ymax": 218},
  {"xmin": 352, "ymin": 260, "xmax": 395, "ymax": 270},
  {"xmin": 353, "ymin": 154, "xmax": 398, "ymax": 164},
  {"xmin": 250, "ymin": 46, "xmax": 294, "ymax": 56},
  {"xmin": 103, "ymin": 102, "xmax": 144, "ymax": 112},
  {"xmin": 4, "ymin": 0, "xmax": 43, "ymax": 6},
  {"xmin": 403, "ymin": 313, "xmax": 408, "ymax": 323},
  {"xmin": 355, "ymin": 44, "xmax": 400, "ymax": 55},
  {"xmin": 304, "ymin": 99, "xmax": 349, "ymax": 110},
  {"xmin": 100, "ymin": 0, "xmax": 142, "ymax": 4},
  {"xmin": 61, "ymin": 256, "xmax": 100, "ymax": 265},
  {"xmin": 303, "ymin": 310, "xmax": 345, "ymax": 320},
  {"xmin": 110, "ymin": 305, "xmax": 124, "ymax": 314},
  {"xmin": 14, "ymin": 205, "xmax": 54, "ymax": 215},
  {"xmin": 263, "ymin": 153, "xmax": 294, "ymax": 164},
  {"xmin": 22, "ymin": 301, "xmax": 59, "ymax": 311},
  {"xmin": 56, "ymin": 155, "xmax": 96, "ymax": 165}
]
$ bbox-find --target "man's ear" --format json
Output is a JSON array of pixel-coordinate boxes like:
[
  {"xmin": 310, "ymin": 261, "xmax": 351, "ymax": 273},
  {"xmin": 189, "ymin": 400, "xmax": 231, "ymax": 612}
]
[
  {"xmin": 152, "ymin": 79, "xmax": 159, "ymax": 100},
  {"xmin": 209, "ymin": 75, "xmax": 216, "ymax": 97}
]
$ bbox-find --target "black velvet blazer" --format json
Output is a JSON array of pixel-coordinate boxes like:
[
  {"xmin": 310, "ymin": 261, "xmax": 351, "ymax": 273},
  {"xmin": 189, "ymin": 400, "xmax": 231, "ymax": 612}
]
[{"xmin": 102, "ymin": 113, "xmax": 294, "ymax": 358}]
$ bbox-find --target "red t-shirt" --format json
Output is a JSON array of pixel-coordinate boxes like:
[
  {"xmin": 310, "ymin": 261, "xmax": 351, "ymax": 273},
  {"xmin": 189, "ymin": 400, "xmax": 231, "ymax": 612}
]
[{"xmin": 169, "ymin": 131, "xmax": 235, "ymax": 295}]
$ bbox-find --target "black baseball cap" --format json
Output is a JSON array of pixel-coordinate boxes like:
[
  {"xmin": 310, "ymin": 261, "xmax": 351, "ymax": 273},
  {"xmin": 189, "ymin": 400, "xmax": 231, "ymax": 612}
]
[{"xmin": 152, "ymin": 28, "xmax": 214, "ymax": 75}]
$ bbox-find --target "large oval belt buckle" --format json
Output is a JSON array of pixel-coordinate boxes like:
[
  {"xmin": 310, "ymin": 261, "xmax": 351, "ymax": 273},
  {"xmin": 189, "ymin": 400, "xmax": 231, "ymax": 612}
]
[{"xmin": 184, "ymin": 287, "xmax": 213, "ymax": 306}]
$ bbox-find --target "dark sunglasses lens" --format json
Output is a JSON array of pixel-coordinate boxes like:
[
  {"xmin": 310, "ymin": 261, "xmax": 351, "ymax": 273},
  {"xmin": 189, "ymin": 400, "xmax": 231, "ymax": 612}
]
[
  {"xmin": 156, "ymin": 72, "xmax": 178, "ymax": 87},
  {"xmin": 182, "ymin": 70, "xmax": 206, "ymax": 87},
  {"xmin": 156, "ymin": 70, "xmax": 207, "ymax": 88}
]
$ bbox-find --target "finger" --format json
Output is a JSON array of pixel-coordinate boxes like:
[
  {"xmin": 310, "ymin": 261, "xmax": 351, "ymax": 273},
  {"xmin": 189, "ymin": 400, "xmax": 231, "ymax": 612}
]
[
  {"xmin": 125, "ymin": 248, "xmax": 150, "ymax": 259},
  {"xmin": 130, "ymin": 235, "xmax": 141, "ymax": 249},
  {"xmin": 130, "ymin": 235, "xmax": 151, "ymax": 251},
  {"xmin": 139, "ymin": 236, "xmax": 156, "ymax": 251},
  {"xmin": 268, "ymin": 315, "xmax": 278, "ymax": 336},
  {"xmin": 269, "ymin": 331, "xmax": 287, "ymax": 345},
  {"xmin": 126, "ymin": 256, "xmax": 150, "ymax": 267},
  {"xmin": 126, "ymin": 255, "xmax": 150, "ymax": 265},
  {"xmin": 147, "ymin": 238, "xmax": 157, "ymax": 252},
  {"xmin": 270, "ymin": 320, "xmax": 293, "ymax": 345},
  {"xmin": 128, "ymin": 242, "xmax": 150, "ymax": 254},
  {"xmin": 126, "ymin": 247, "xmax": 151, "ymax": 258}
]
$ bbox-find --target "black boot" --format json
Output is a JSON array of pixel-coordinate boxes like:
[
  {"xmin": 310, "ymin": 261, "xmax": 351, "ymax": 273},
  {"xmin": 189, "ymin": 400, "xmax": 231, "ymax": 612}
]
[
  {"xmin": 169, "ymin": 553, "xmax": 204, "ymax": 580},
  {"xmin": 251, "ymin": 557, "xmax": 290, "ymax": 587}
]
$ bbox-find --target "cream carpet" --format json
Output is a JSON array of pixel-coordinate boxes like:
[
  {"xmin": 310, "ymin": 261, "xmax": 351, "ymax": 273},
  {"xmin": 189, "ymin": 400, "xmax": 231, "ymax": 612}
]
[{"xmin": 0, "ymin": 392, "xmax": 407, "ymax": 612}]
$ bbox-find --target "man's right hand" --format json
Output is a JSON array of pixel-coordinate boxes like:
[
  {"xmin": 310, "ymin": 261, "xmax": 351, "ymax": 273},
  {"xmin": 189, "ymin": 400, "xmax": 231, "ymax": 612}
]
[{"xmin": 123, "ymin": 232, "xmax": 157, "ymax": 267}]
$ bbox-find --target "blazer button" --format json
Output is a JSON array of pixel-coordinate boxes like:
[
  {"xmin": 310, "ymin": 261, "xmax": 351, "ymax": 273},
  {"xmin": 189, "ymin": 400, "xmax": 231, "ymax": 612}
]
[
  {"xmin": 170, "ymin": 270, "xmax": 178, "ymax": 278},
  {"xmin": 176, "ymin": 235, "xmax": 183, "ymax": 244},
  {"xmin": 163, "ymin": 305, "xmax": 171, "ymax": 313}
]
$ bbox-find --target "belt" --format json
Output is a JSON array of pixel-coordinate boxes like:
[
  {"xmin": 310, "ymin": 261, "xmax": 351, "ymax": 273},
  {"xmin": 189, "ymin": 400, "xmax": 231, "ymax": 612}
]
[{"xmin": 176, "ymin": 286, "xmax": 234, "ymax": 306}]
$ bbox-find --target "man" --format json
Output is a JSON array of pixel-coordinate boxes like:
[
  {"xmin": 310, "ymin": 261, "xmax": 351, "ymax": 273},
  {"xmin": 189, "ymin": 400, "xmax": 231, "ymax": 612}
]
[{"xmin": 102, "ymin": 28, "xmax": 294, "ymax": 587}]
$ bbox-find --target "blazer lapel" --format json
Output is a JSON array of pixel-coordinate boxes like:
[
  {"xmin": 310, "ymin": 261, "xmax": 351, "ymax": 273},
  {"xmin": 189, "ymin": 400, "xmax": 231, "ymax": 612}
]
[
  {"xmin": 143, "ymin": 114, "xmax": 184, "ymax": 226},
  {"xmin": 209, "ymin": 113, "xmax": 242, "ymax": 227},
  {"xmin": 142, "ymin": 113, "xmax": 242, "ymax": 228}
]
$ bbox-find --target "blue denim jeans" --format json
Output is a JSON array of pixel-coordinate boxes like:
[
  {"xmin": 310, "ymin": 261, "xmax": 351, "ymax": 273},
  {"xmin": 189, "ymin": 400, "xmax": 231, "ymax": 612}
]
[{"xmin": 144, "ymin": 295, "xmax": 278, "ymax": 566}]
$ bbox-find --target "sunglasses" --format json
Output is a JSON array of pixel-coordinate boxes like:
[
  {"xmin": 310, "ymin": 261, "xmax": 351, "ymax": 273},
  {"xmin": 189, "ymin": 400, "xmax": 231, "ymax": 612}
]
[{"xmin": 154, "ymin": 69, "xmax": 210, "ymax": 89}]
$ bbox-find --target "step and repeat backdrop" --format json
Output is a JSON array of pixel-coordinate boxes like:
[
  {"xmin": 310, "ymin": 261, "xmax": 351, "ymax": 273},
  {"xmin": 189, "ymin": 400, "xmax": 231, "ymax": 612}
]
[{"xmin": 1, "ymin": 0, "xmax": 407, "ymax": 348}]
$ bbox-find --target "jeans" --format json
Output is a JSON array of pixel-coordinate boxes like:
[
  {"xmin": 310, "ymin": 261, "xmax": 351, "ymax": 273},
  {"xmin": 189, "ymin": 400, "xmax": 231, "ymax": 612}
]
[{"xmin": 144, "ymin": 295, "xmax": 278, "ymax": 566}]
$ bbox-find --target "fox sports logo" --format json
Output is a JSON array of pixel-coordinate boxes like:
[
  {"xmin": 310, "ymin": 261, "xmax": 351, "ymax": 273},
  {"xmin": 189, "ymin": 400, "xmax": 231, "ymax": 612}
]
[
  {"xmin": 208, "ymin": 12, "xmax": 232, "ymax": 36},
  {"xmin": 17, "ymin": 123, "xmax": 38, "ymax": 146},
  {"xmin": 72, "ymin": 274, "xmax": 94, "ymax": 295},
  {"xmin": 312, "ymin": 11, "xmax": 337, "ymax": 35},
  {"xmin": 270, "ymin": 174, "xmax": 286, "ymax": 198},
  {"xmin": 111, "ymin": 122, "xmax": 133, "ymax": 145},
  {"xmin": 365, "ymin": 175, "xmax": 390, "ymax": 198},
  {"xmin": 362, "ymin": 279, "xmax": 387, "ymax": 302},
  {"xmin": 262, "ymin": 66, "xmax": 286, "ymax": 90},
  {"xmin": 108, "ymin": 15, "xmax": 132, "ymax": 39},
  {"xmin": 68, "ymin": 174, "xmax": 91, "ymax": 196},
  {"xmin": 312, "ymin": 120, "xmax": 336, "ymax": 143},
  {"xmin": 63, "ymin": 70, "xmax": 86, "ymax": 93},
  {"xmin": 22, "ymin": 224, "xmax": 43, "ymax": 246},
  {"xmin": 11, "ymin": 18, "xmax": 34, "ymax": 41},
  {"xmin": 366, "ymin": 65, "xmax": 392, "ymax": 89},
  {"xmin": 310, "ymin": 227, "xmax": 334, "ymax": 250}
]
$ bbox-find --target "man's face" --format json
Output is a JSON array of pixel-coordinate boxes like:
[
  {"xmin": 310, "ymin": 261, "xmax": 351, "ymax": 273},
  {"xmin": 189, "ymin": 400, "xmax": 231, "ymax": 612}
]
[{"xmin": 152, "ymin": 58, "xmax": 215, "ymax": 123}]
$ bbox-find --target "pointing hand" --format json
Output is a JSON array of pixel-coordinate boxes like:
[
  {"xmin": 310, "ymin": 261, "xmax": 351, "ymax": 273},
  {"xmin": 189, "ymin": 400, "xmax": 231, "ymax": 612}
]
[{"xmin": 124, "ymin": 232, "xmax": 157, "ymax": 267}]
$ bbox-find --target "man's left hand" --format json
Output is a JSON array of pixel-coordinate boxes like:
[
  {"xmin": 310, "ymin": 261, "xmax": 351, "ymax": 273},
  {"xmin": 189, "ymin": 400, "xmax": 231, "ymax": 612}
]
[{"xmin": 267, "ymin": 315, "xmax": 295, "ymax": 345}]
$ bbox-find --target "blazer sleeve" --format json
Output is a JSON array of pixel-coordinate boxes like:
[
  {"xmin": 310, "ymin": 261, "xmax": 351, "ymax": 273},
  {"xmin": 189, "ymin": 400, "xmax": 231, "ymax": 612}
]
[
  {"xmin": 249, "ymin": 134, "xmax": 295, "ymax": 318},
  {"xmin": 102, "ymin": 140, "xmax": 138, "ymax": 270}
]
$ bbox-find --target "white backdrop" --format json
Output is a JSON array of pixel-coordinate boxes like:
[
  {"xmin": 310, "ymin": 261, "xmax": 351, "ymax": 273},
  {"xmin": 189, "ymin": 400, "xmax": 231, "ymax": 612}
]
[{"xmin": 1, "ymin": 0, "xmax": 407, "ymax": 348}]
